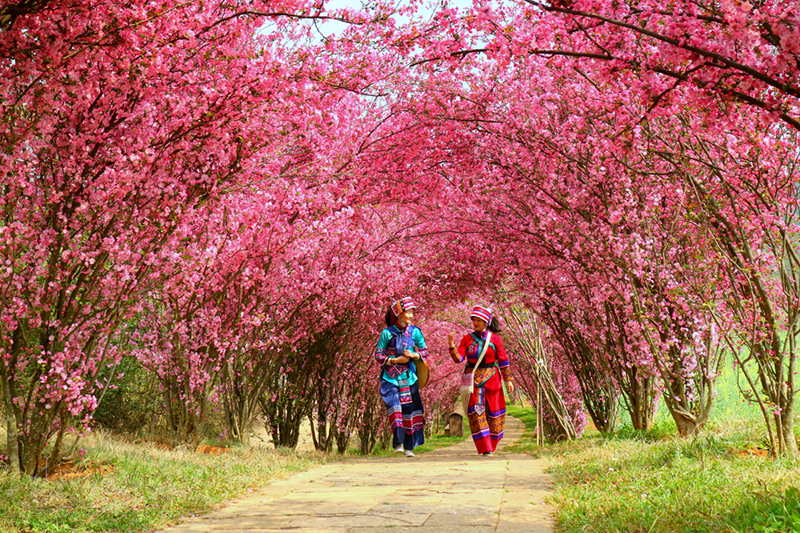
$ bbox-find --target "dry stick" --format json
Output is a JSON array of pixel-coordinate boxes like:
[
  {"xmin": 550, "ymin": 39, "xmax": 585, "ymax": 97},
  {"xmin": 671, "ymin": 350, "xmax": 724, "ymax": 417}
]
[
  {"xmin": 537, "ymin": 376, "xmax": 543, "ymax": 446},
  {"xmin": 535, "ymin": 325, "xmax": 544, "ymax": 446},
  {"xmin": 506, "ymin": 306, "xmax": 577, "ymax": 439},
  {"xmin": 535, "ymin": 316, "xmax": 577, "ymax": 437}
]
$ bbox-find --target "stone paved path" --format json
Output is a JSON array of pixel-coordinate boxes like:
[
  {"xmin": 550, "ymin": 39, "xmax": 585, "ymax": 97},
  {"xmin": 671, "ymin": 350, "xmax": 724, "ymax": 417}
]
[{"xmin": 156, "ymin": 417, "xmax": 553, "ymax": 532}]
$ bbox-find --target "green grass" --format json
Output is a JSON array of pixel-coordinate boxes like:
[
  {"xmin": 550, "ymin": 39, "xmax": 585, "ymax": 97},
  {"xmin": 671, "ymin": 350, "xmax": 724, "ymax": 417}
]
[
  {"xmin": 0, "ymin": 435, "xmax": 327, "ymax": 533},
  {"xmin": 546, "ymin": 434, "xmax": 800, "ymax": 533},
  {"xmin": 506, "ymin": 403, "xmax": 800, "ymax": 533},
  {"xmin": 3, "ymin": 361, "xmax": 797, "ymax": 533},
  {"xmin": 0, "ymin": 428, "xmax": 468, "ymax": 533}
]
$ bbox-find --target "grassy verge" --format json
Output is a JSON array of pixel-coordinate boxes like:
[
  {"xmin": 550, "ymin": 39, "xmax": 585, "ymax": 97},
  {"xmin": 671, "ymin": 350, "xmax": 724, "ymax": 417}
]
[
  {"xmin": 0, "ymin": 428, "xmax": 466, "ymax": 533},
  {"xmin": 0, "ymin": 434, "xmax": 327, "ymax": 533},
  {"xmin": 506, "ymin": 405, "xmax": 800, "ymax": 533}
]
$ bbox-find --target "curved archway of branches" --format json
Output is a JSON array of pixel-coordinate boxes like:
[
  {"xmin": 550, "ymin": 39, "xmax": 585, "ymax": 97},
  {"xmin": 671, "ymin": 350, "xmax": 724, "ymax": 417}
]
[{"xmin": 2, "ymin": 0, "xmax": 798, "ymax": 475}]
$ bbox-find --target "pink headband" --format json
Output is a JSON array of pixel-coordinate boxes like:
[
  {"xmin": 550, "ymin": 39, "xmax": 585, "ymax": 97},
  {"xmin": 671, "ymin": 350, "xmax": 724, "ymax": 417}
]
[
  {"xmin": 391, "ymin": 296, "xmax": 417, "ymax": 317},
  {"xmin": 470, "ymin": 305, "xmax": 492, "ymax": 324}
]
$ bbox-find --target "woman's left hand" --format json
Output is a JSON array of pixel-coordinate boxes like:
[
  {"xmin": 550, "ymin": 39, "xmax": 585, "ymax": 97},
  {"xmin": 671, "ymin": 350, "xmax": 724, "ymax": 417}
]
[
  {"xmin": 403, "ymin": 349, "xmax": 419, "ymax": 360},
  {"xmin": 507, "ymin": 381, "xmax": 515, "ymax": 394}
]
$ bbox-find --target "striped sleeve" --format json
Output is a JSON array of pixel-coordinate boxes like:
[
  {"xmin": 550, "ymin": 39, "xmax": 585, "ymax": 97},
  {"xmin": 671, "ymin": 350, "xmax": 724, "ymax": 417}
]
[
  {"xmin": 455, "ymin": 334, "xmax": 470, "ymax": 363},
  {"xmin": 374, "ymin": 329, "xmax": 393, "ymax": 366},
  {"xmin": 412, "ymin": 327, "xmax": 429, "ymax": 360},
  {"xmin": 494, "ymin": 335, "xmax": 512, "ymax": 381}
]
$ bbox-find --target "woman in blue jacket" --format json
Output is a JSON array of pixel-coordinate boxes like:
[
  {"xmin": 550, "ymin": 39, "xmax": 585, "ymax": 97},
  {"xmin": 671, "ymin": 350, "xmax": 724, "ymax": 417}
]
[{"xmin": 373, "ymin": 296, "xmax": 429, "ymax": 457}]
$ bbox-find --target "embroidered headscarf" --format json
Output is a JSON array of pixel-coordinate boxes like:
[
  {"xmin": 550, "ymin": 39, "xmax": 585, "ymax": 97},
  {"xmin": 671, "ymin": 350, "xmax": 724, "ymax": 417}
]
[
  {"xmin": 470, "ymin": 305, "xmax": 493, "ymax": 326},
  {"xmin": 391, "ymin": 296, "xmax": 417, "ymax": 317}
]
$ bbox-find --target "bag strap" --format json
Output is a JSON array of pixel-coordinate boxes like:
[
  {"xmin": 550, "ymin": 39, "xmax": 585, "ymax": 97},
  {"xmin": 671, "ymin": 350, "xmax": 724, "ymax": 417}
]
[
  {"xmin": 390, "ymin": 325, "xmax": 415, "ymax": 356},
  {"xmin": 470, "ymin": 331, "xmax": 492, "ymax": 381},
  {"xmin": 469, "ymin": 332, "xmax": 496, "ymax": 354}
]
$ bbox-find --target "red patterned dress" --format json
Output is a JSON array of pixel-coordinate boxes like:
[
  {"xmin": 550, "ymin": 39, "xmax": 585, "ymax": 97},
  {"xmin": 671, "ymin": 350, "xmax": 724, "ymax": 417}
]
[{"xmin": 456, "ymin": 332, "xmax": 512, "ymax": 454}]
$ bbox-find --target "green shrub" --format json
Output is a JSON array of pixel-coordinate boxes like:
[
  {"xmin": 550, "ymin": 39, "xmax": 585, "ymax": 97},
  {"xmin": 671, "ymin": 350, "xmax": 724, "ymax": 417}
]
[{"xmin": 92, "ymin": 357, "xmax": 162, "ymax": 435}]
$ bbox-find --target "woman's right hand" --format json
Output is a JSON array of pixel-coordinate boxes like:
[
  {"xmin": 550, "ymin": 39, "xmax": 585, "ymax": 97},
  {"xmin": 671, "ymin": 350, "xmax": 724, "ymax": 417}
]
[
  {"xmin": 448, "ymin": 333, "xmax": 459, "ymax": 362},
  {"xmin": 394, "ymin": 355, "xmax": 410, "ymax": 364}
]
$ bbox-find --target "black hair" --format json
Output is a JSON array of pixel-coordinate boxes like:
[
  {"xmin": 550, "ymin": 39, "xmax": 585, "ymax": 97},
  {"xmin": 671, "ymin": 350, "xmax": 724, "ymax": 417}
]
[
  {"xmin": 487, "ymin": 316, "xmax": 501, "ymax": 333},
  {"xmin": 385, "ymin": 308, "xmax": 395, "ymax": 327}
]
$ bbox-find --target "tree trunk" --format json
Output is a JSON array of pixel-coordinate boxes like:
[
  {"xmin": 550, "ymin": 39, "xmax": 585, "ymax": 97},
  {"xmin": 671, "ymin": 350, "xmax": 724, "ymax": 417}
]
[
  {"xmin": 1, "ymin": 377, "xmax": 20, "ymax": 475},
  {"xmin": 778, "ymin": 401, "xmax": 798, "ymax": 458},
  {"xmin": 672, "ymin": 414, "xmax": 700, "ymax": 437},
  {"xmin": 357, "ymin": 399, "xmax": 381, "ymax": 455},
  {"xmin": 661, "ymin": 361, "xmax": 717, "ymax": 437},
  {"xmin": 584, "ymin": 388, "xmax": 618, "ymax": 434},
  {"xmin": 46, "ymin": 408, "xmax": 68, "ymax": 476},
  {"xmin": 335, "ymin": 430, "xmax": 350, "ymax": 454},
  {"xmin": 239, "ymin": 421, "xmax": 251, "ymax": 447},
  {"xmin": 620, "ymin": 369, "xmax": 658, "ymax": 431},
  {"xmin": 622, "ymin": 387, "xmax": 654, "ymax": 431},
  {"xmin": 19, "ymin": 437, "xmax": 40, "ymax": 476}
]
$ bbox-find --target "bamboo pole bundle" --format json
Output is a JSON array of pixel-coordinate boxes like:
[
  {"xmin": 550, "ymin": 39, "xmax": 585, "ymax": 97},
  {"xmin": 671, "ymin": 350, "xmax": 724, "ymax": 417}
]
[{"xmin": 504, "ymin": 305, "xmax": 578, "ymax": 441}]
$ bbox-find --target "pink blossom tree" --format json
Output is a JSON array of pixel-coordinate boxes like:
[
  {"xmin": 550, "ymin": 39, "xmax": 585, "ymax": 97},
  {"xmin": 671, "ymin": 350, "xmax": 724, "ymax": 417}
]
[{"xmin": 0, "ymin": 0, "xmax": 344, "ymax": 474}]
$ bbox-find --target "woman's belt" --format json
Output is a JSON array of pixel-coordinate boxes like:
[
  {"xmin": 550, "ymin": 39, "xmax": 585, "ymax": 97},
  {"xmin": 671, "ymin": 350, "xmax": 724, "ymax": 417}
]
[{"xmin": 466, "ymin": 361, "xmax": 495, "ymax": 370}]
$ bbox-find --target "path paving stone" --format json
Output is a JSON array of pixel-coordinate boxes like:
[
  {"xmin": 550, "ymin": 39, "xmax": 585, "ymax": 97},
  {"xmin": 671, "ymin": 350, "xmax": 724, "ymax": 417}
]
[{"xmin": 156, "ymin": 417, "xmax": 553, "ymax": 532}]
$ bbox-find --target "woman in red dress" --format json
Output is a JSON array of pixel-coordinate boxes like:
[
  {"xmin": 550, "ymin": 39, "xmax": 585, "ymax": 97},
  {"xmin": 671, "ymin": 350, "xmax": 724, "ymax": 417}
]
[{"xmin": 449, "ymin": 305, "xmax": 514, "ymax": 455}]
